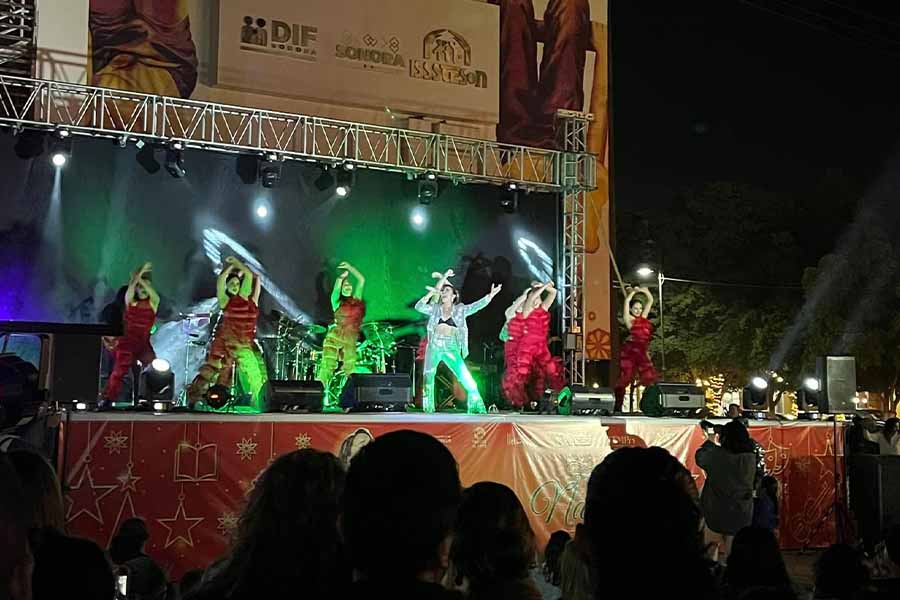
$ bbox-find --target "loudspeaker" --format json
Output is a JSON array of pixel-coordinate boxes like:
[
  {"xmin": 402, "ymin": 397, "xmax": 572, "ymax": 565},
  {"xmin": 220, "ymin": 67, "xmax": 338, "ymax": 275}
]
[
  {"xmin": 264, "ymin": 380, "xmax": 325, "ymax": 412},
  {"xmin": 642, "ymin": 382, "xmax": 705, "ymax": 417},
  {"xmin": 817, "ymin": 356, "xmax": 857, "ymax": 413},
  {"xmin": 340, "ymin": 373, "xmax": 410, "ymax": 412},
  {"xmin": 566, "ymin": 386, "xmax": 615, "ymax": 416},
  {"xmin": 849, "ymin": 454, "xmax": 900, "ymax": 549},
  {"xmin": 50, "ymin": 333, "xmax": 103, "ymax": 404}
]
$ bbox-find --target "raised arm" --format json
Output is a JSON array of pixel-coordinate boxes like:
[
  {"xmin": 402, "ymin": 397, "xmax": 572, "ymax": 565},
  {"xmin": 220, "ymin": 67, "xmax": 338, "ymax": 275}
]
[
  {"xmin": 331, "ymin": 271, "xmax": 348, "ymax": 312},
  {"xmin": 464, "ymin": 283, "xmax": 502, "ymax": 316},
  {"xmin": 540, "ymin": 281, "xmax": 558, "ymax": 311},
  {"xmin": 338, "ymin": 261, "xmax": 365, "ymax": 299},
  {"xmin": 251, "ymin": 271, "xmax": 262, "ymax": 305},
  {"xmin": 638, "ymin": 287, "xmax": 654, "ymax": 318},
  {"xmin": 138, "ymin": 279, "xmax": 160, "ymax": 312},
  {"xmin": 125, "ymin": 262, "xmax": 151, "ymax": 305},
  {"xmin": 505, "ymin": 287, "xmax": 531, "ymax": 321},
  {"xmin": 216, "ymin": 265, "xmax": 235, "ymax": 309},
  {"xmin": 623, "ymin": 287, "xmax": 637, "ymax": 330}
]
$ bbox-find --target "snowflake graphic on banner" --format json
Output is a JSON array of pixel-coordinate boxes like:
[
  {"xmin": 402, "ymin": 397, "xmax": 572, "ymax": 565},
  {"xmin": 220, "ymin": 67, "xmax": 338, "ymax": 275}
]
[
  {"xmin": 235, "ymin": 438, "xmax": 258, "ymax": 461},
  {"xmin": 104, "ymin": 430, "xmax": 129, "ymax": 455},
  {"xmin": 295, "ymin": 433, "xmax": 311, "ymax": 449},
  {"xmin": 217, "ymin": 512, "xmax": 240, "ymax": 536}
]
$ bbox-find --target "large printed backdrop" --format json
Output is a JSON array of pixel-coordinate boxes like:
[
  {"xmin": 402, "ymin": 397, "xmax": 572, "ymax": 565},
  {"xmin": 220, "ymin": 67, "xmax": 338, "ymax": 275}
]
[{"xmin": 62, "ymin": 416, "xmax": 843, "ymax": 579}]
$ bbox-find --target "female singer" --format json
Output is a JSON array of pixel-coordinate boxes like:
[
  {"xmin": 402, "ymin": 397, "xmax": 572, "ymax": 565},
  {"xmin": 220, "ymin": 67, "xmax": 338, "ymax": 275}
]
[
  {"xmin": 188, "ymin": 257, "xmax": 267, "ymax": 410},
  {"xmin": 415, "ymin": 269, "xmax": 501, "ymax": 414}
]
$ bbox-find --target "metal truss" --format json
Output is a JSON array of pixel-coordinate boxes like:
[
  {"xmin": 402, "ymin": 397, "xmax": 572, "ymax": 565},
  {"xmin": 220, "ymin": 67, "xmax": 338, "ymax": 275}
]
[
  {"xmin": 0, "ymin": 75, "xmax": 597, "ymax": 192},
  {"xmin": 557, "ymin": 109, "xmax": 595, "ymax": 387},
  {"xmin": 0, "ymin": 1, "xmax": 35, "ymax": 78}
]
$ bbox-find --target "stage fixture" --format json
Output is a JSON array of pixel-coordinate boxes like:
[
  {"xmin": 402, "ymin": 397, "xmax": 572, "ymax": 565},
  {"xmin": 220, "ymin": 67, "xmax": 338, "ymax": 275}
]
[
  {"xmin": 138, "ymin": 358, "xmax": 174, "ymax": 408},
  {"xmin": 313, "ymin": 166, "xmax": 334, "ymax": 191},
  {"xmin": 259, "ymin": 153, "xmax": 282, "ymax": 188},
  {"xmin": 0, "ymin": 355, "xmax": 43, "ymax": 430},
  {"xmin": 136, "ymin": 145, "xmax": 161, "ymax": 174},
  {"xmin": 165, "ymin": 141, "xmax": 185, "ymax": 178},
  {"xmin": 816, "ymin": 356, "xmax": 857, "ymax": 414},
  {"xmin": 797, "ymin": 376, "xmax": 821, "ymax": 412},
  {"xmin": 335, "ymin": 169, "xmax": 354, "ymax": 198},
  {"xmin": 500, "ymin": 189, "xmax": 518, "ymax": 213},
  {"xmin": 560, "ymin": 385, "xmax": 615, "ymax": 416},
  {"xmin": 418, "ymin": 175, "xmax": 438, "ymax": 203},
  {"xmin": 206, "ymin": 385, "xmax": 231, "ymax": 410},
  {"xmin": 641, "ymin": 382, "xmax": 705, "ymax": 417},
  {"xmin": 742, "ymin": 376, "xmax": 769, "ymax": 411},
  {"xmin": 339, "ymin": 374, "xmax": 410, "ymax": 412},
  {"xmin": 264, "ymin": 380, "xmax": 325, "ymax": 413}
]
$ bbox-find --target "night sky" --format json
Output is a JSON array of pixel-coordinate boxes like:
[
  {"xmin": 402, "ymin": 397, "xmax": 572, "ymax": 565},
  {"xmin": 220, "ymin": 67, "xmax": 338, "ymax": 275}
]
[{"xmin": 611, "ymin": 0, "xmax": 900, "ymax": 212}]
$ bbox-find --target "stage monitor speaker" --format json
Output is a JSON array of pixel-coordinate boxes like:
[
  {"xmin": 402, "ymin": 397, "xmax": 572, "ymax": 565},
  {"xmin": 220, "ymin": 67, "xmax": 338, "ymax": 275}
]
[
  {"xmin": 264, "ymin": 380, "xmax": 324, "ymax": 413},
  {"xmin": 566, "ymin": 386, "xmax": 615, "ymax": 416},
  {"xmin": 816, "ymin": 356, "xmax": 857, "ymax": 414},
  {"xmin": 848, "ymin": 454, "xmax": 900, "ymax": 549},
  {"xmin": 340, "ymin": 373, "xmax": 410, "ymax": 412},
  {"xmin": 642, "ymin": 382, "xmax": 705, "ymax": 417}
]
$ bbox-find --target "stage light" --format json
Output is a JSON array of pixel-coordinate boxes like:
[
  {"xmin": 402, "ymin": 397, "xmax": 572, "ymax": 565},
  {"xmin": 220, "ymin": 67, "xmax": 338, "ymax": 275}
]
[
  {"xmin": 51, "ymin": 151, "xmax": 67, "ymax": 167},
  {"xmin": 636, "ymin": 266, "xmax": 655, "ymax": 279},
  {"xmin": 500, "ymin": 190, "xmax": 518, "ymax": 213},
  {"xmin": 505, "ymin": 182, "xmax": 518, "ymax": 191},
  {"xmin": 170, "ymin": 140, "xmax": 184, "ymax": 151},
  {"xmin": 165, "ymin": 145, "xmax": 186, "ymax": 178},
  {"xmin": 75, "ymin": 401, "xmax": 88, "ymax": 411},
  {"xmin": 136, "ymin": 144, "xmax": 161, "ymax": 174},
  {"xmin": 410, "ymin": 206, "xmax": 427, "ymax": 230},
  {"xmin": 259, "ymin": 155, "xmax": 282, "ymax": 188},
  {"xmin": 206, "ymin": 384, "xmax": 231, "ymax": 409},
  {"xmin": 313, "ymin": 166, "xmax": 334, "ymax": 191},
  {"xmin": 425, "ymin": 171, "xmax": 436, "ymax": 180},
  {"xmin": 341, "ymin": 161, "xmax": 355, "ymax": 171},
  {"xmin": 256, "ymin": 203, "xmax": 269, "ymax": 219},
  {"xmin": 803, "ymin": 377, "xmax": 820, "ymax": 392},
  {"xmin": 743, "ymin": 376, "xmax": 770, "ymax": 411},
  {"xmin": 418, "ymin": 177, "xmax": 438, "ymax": 204},
  {"xmin": 54, "ymin": 126, "xmax": 70, "ymax": 139},
  {"xmin": 751, "ymin": 376, "xmax": 768, "ymax": 390},
  {"xmin": 335, "ymin": 169, "xmax": 353, "ymax": 198},
  {"xmin": 139, "ymin": 359, "xmax": 174, "ymax": 402}
]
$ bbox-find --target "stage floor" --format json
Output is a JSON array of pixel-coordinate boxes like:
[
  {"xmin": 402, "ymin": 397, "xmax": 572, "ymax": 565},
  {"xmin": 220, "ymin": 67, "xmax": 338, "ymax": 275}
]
[{"xmin": 60, "ymin": 412, "xmax": 844, "ymax": 579}]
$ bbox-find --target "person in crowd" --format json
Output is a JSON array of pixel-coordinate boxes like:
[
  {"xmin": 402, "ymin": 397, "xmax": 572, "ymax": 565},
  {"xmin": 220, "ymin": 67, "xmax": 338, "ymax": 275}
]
[
  {"xmin": 0, "ymin": 454, "xmax": 33, "ymax": 600},
  {"xmin": 109, "ymin": 518, "xmax": 167, "ymax": 600},
  {"xmin": 584, "ymin": 446, "xmax": 718, "ymax": 599},
  {"xmin": 6, "ymin": 450, "xmax": 113, "ymax": 600},
  {"xmin": 559, "ymin": 524, "xmax": 591, "ymax": 600},
  {"xmin": 696, "ymin": 420, "xmax": 758, "ymax": 565},
  {"xmin": 178, "ymin": 570, "xmax": 204, "ymax": 599},
  {"xmin": 752, "ymin": 475, "xmax": 780, "ymax": 532},
  {"xmin": 339, "ymin": 430, "xmax": 463, "ymax": 599},
  {"xmin": 449, "ymin": 482, "xmax": 540, "ymax": 599},
  {"xmin": 316, "ymin": 261, "xmax": 366, "ymax": 408},
  {"xmin": 541, "ymin": 530, "xmax": 571, "ymax": 588},
  {"xmin": 725, "ymin": 526, "xmax": 795, "ymax": 599},
  {"xmin": 416, "ymin": 269, "xmax": 502, "ymax": 413},
  {"xmin": 813, "ymin": 544, "xmax": 870, "ymax": 600},
  {"xmin": 870, "ymin": 417, "xmax": 900, "ymax": 455},
  {"xmin": 337, "ymin": 427, "xmax": 374, "ymax": 470},
  {"xmin": 726, "ymin": 403, "xmax": 743, "ymax": 419},
  {"xmin": 189, "ymin": 449, "xmax": 346, "ymax": 600}
]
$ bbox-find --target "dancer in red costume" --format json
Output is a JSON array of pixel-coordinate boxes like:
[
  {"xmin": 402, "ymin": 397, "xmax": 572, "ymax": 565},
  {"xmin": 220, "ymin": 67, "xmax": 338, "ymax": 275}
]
[
  {"xmin": 614, "ymin": 286, "xmax": 658, "ymax": 412},
  {"xmin": 316, "ymin": 261, "xmax": 366, "ymax": 409},
  {"xmin": 502, "ymin": 281, "xmax": 565, "ymax": 408},
  {"xmin": 188, "ymin": 256, "xmax": 267, "ymax": 410},
  {"xmin": 100, "ymin": 262, "xmax": 159, "ymax": 408}
]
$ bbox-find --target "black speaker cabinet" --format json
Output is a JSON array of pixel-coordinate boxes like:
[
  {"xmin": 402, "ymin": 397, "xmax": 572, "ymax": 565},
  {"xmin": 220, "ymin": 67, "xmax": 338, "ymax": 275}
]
[
  {"xmin": 568, "ymin": 386, "xmax": 615, "ymax": 416},
  {"xmin": 264, "ymin": 380, "xmax": 324, "ymax": 412},
  {"xmin": 816, "ymin": 356, "xmax": 857, "ymax": 413},
  {"xmin": 849, "ymin": 454, "xmax": 900, "ymax": 549},
  {"xmin": 340, "ymin": 373, "xmax": 410, "ymax": 412}
]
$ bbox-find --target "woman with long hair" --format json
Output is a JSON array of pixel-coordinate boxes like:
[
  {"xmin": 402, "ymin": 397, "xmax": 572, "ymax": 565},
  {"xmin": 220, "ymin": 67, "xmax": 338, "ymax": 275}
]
[
  {"xmin": 614, "ymin": 286, "xmax": 658, "ymax": 412},
  {"xmin": 450, "ymin": 482, "xmax": 540, "ymax": 600},
  {"xmin": 337, "ymin": 428, "xmax": 374, "ymax": 470},
  {"xmin": 188, "ymin": 257, "xmax": 267, "ymax": 410},
  {"xmin": 415, "ymin": 269, "xmax": 501, "ymax": 413},
  {"xmin": 501, "ymin": 281, "xmax": 564, "ymax": 409},
  {"xmin": 189, "ymin": 449, "xmax": 346, "ymax": 600},
  {"xmin": 316, "ymin": 261, "xmax": 366, "ymax": 409},
  {"xmin": 100, "ymin": 262, "xmax": 159, "ymax": 407}
]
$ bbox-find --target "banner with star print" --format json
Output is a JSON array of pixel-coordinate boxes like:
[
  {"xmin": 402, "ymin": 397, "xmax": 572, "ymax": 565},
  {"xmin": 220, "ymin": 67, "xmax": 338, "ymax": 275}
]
[{"xmin": 61, "ymin": 415, "xmax": 844, "ymax": 579}]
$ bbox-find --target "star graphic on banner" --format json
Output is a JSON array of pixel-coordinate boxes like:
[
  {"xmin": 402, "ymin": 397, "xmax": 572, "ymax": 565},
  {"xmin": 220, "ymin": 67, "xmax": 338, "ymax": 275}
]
[
  {"xmin": 107, "ymin": 493, "xmax": 138, "ymax": 546},
  {"xmin": 116, "ymin": 464, "xmax": 142, "ymax": 493},
  {"xmin": 66, "ymin": 466, "xmax": 116, "ymax": 525},
  {"xmin": 157, "ymin": 500, "xmax": 204, "ymax": 549},
  {"xmin": 295, "ymin": 433, "xmax": 311, "ymax": 449},
  {"xmin": 217, "ymin": 512, "xmax": 239, "ymax": 536},
  {"xmin": 103, "ymin": 430, "xmax": 129, "ymax": 455},
  {"xmin": 235, "ymin": 438, "xmax": 258, "ymax": 462}
]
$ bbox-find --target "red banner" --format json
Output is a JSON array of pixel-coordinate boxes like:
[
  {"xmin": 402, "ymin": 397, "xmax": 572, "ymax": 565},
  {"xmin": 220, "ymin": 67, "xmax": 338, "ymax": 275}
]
[{"xmin": 61, "ymin": 415, "xmax": 843, "ymax": 579}]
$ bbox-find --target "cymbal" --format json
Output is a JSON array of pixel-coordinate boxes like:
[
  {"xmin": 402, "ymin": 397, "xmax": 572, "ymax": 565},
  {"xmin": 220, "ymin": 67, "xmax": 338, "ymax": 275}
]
[
  {"xmin": 303, "ymin": 323, "xmax": 327, "ymax": 335},
  {"xmin": 179, "ymin": 312, "xmax": 211, "ymax": 320}
]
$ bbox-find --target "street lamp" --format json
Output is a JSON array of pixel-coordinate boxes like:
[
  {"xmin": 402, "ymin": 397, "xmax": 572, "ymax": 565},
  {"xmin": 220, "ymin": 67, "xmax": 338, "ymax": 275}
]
[{"xmin": 635, "ymin": 265, "xmax": 666, "ymax": 375}]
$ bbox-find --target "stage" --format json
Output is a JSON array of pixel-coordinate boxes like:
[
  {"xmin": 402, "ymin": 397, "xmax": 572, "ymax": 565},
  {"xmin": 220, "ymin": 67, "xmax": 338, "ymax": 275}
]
[{"xmin": 59, "ymin": 411, "xmax": 845, "ymax": 579}]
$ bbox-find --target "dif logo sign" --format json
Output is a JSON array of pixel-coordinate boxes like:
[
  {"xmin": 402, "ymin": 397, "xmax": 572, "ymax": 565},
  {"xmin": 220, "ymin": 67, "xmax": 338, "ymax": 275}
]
[
  {"xmin": 409, "ymin": 29, "xmax": 488, "ymax": 88},
  {"xmin": 240, "ymin": 16, "xmax": 318, "ymax": 61}
]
